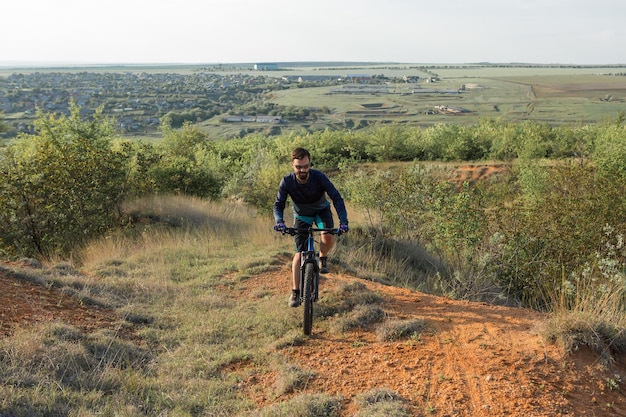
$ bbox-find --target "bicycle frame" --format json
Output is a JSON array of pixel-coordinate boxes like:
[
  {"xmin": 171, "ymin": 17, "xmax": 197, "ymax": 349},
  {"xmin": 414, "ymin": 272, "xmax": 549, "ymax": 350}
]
[
  {"xmin": 302, "ymin": 228, "xmax": 320, "ymax": 301},
  {"xmin": 285, "ymin": 227, "xmax": 337, "ymax": 297},
  {"xmin": 280, "ymin": 226, "xmax": 339, "ymax": 335}
]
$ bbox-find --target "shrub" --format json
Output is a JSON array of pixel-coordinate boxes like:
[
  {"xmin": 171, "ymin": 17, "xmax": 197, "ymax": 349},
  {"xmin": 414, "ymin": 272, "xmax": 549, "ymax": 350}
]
[
  {"xmin": 147, "ymin": 119, "xmax": 225, "ymax": 198},
  {"xmin": 341, "ymin": 163, "xmax": 439, "ymax": 240},
  {"xmin": 0, "ymin": 103, "xmax": 129, "ymax": 258},
  {"xmin": 538, "ymin": 225, "xmax": 626, "ymax": 360},
  {"xmin": 493, "ymin": 162, "xmax": 626, "ymax": 308}
]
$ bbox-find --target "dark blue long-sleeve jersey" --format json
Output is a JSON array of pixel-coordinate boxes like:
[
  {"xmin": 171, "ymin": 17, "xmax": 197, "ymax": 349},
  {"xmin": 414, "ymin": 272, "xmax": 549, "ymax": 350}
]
[{"xmin": 273, "ymin": 169, "xmax": 348, "ymax": 225}]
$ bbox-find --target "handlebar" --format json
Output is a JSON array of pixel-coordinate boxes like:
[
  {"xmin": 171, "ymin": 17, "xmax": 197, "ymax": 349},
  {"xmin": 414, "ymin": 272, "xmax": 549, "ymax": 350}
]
[{"xmin": 279, "ymin": 227, "xmax": 340, "ymax": 236}]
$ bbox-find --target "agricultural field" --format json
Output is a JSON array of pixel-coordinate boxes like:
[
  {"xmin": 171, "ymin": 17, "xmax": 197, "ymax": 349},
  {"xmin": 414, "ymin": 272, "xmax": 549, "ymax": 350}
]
[
  {"xmin": 2, "ymin": 62, "xmax": 625, "ymax": 141},
  {"xmin": 199, "ymin": 63, "xmax": 626, "ymax": 138},
  {"xmin": 271, "ymin": 65, "xmax": 625, "ymax": 124}
]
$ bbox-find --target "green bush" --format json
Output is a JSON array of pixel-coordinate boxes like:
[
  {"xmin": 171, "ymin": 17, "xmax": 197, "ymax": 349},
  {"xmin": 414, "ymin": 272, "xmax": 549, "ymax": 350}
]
[
  {"xmin": 341, "ymin": 163, "xmax": 438, "ymax": 240},
  {"xmin": 493, "ymin": 162, "xmax": 626, "ymax": 307},
  {"xmin": 147, "ymin": 119, "xmax": 225, "ymax": 197},
  {"xmin": 593, "ymin": 124, "xmax": 626, "ymax": 182},
  {"xmin": 0, "ymin": 104, "xmax": 129, "ymax": 258},
  {"xmin": 420, "ymin": 123, "xmax": 490, "ymax": 161},
  {"xmin": 364, "ymin": 125, "xmax": 415, "ymax": 162}
]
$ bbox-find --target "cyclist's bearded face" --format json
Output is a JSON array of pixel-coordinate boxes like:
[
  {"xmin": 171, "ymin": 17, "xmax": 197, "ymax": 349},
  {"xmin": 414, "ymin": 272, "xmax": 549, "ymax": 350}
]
[{"xmin": 292, "ymin": 157, "xmax": 311, "ymax": 182}]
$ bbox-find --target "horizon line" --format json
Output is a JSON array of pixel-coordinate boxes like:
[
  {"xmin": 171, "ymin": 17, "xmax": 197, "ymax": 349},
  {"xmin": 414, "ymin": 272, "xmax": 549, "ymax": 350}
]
[{"xmin": 2, "ymin": 61, "xmax": 626, "ymax": 69}]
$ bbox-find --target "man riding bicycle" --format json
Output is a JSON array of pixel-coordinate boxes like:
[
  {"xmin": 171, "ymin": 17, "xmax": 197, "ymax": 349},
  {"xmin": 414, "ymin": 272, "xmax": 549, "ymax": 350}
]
[{"xmin": 273, "ymin": 147, "xmax": 349, "ymax": 307}]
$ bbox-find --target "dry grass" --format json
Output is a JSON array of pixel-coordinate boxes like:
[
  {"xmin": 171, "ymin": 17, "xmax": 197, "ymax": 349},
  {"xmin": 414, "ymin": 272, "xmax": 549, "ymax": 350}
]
[
  {"xmin": 83, "ymin": 194, "xmax": 271, "ymax": 264},
  {"xmin": 354, "ymin": 388, "xmax": 409, "ymax": 417},
  {"xmin": 0, "ymin": 195, "xmax": 301, "ymax": 415},
  {"xmin": 244, "ymin": 394, "xmax": 342, "ymax": 417},
  {"xmin": 316, "ymin": 281, "xmax": 383, "ymax": 319},
  {"xmin": 0, "ymin": 322, "xmax": 152, "ymax": 414},
  {"xmin": 539, "ymin": 286, "xmax": 626, "ymax": 363},
  {"xmin": 333, "ymin": 228, "xmax": 444, "ymax": 291},
  {"xmin": 376, "ymin": 318, "xmax": 429, "ymax": 342},
  {"xmin": 333, "ymin": 304, "xmax": 385, "ymax": 333},
  {"xmin": 274, "ymin": 364, "xmax": 316, "ymax": 395}
]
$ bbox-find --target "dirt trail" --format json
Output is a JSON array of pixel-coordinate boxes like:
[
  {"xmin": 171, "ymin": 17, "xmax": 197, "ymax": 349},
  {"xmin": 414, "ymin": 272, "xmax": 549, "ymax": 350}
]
[
  {"xmin": 236, "ymin": 265, "xmax": 626, "ymax": 416},
  {"xmin": 0, "ymin": 265, "xmax": 116, "ymax": 337},
  {"xmin": 1, "ymin": 260, "xmax": 625, "ymax": 416}
]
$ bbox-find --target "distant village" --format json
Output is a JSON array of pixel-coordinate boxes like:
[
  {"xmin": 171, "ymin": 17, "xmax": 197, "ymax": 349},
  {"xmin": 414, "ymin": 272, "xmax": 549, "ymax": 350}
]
[
  {"xmin": 0, "ymin": 70, "xmax": 286, "ymax": 135},
  {"xmin": 0, "ymin": 63, "xmax": 468, "ymax": 137}
]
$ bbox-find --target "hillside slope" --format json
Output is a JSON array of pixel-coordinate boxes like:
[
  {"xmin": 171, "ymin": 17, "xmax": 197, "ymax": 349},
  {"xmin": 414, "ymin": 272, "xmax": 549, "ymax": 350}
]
[
  {"xmin": 1, "ymin": 260, "xmax": 625, "ymax": 416},
  {"xmin": 236, "ymin": 264, "xmax": 626, "ymax": 416}
]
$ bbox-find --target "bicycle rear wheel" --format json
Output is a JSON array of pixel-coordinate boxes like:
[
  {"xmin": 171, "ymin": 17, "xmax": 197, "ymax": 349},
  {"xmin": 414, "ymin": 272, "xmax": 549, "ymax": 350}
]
[{"xmin": 302, "ymin": 262, "xmax": 315, "ymax": 336}]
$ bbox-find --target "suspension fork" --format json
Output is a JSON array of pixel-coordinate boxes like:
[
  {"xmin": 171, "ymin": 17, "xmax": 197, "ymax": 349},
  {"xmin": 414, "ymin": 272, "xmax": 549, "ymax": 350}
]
[{"xmin": 299, "ymin": 235, "xmax": 320, "ymax": 301}]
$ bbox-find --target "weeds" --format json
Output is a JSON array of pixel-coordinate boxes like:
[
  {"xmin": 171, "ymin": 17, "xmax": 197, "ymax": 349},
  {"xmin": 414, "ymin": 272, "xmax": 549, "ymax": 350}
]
[
  {"xmin": 334, "ymin": 227, "xmax": 444, "ymax": 291},
  {"xmin": 355, "ymin": 387, "xmax": 403, "ymax": 406},
  {"xmin": 316, "ymin": 281, "xmax": 383, "ymax": 319},
  {"xmin": 246, "ymin": 394, "xmax": 342, "ymax": 417},
  {"xmin": 607, "ymin": 375, "xmax": 622, "ymax": 391},
  {"xmin": 376, "ymin": 318, "xmax": 429, "ymax": 342},
  {"xmin": 333, "ymin": 304, "xmax": 385, "ymax": 333},
  {"xmin": 354, "ymin": 388, "xmax": 409, "ymax": 417},
  {"xmin": 274, "ymin": 364, "xmax": 316, "ymax": 395},
  {"xmin": 0, "ymin": 322, "xmax": 152, "ymax": 414}
]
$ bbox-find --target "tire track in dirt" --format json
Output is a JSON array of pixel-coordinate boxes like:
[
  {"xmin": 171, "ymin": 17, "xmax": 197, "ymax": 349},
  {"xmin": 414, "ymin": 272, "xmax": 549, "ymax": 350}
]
[
  {"xmin": 379, "ymin": 283, "xmax": 557, "ymax": 415},
  {"xmin": 270, "ymin": 268, "xmax": 626, "ymax": 416}
]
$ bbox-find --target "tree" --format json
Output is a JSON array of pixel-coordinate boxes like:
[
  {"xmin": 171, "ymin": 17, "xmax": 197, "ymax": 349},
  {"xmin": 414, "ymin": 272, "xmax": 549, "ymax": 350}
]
[
  {"xmin": 146, "ymin": 117, "xmax": 224, "ymax": 197},
  {"xmin": 0, "ymin": 103, "xmax": 129, "ymax": 258},
  {"xmin": 365, "ymin": 125, "xmax": 412, "ymax": 162}
]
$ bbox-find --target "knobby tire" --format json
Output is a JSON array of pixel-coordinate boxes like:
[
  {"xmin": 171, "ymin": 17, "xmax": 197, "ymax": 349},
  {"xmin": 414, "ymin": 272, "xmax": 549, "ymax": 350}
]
[{"xmin": 302, "ymin": 262, "xmax": 315, "ymax": 336}]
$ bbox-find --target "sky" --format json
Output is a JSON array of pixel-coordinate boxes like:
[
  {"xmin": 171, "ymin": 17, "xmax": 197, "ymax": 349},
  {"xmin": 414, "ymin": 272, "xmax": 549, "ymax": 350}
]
[{"xmin": 2, "ymin": 0, "xmax": 626, "ymax": 66}]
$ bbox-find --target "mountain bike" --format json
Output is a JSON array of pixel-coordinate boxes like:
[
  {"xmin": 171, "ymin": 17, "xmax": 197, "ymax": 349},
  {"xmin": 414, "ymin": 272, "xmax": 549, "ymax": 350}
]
[{"xmin": 278, "ymin": 226, "xmax": 340, "ymax": 336}]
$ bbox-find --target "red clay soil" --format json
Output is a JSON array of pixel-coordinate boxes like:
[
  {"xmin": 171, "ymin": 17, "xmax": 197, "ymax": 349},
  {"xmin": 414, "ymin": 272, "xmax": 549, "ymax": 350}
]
[
  {"xmin": 450, "ymin": 163, "xmax": 509, "ymax": 186},
  {"xmin": 1, "ymin": 259, "xmax": 625, "ymax": 416},
  {"xmin": 0, "ymin": 264, "xmax": 117, "ymax": 337},
  {"xmin": 235, "ymin": 265, "xmax": 626, "ymax": 417}
]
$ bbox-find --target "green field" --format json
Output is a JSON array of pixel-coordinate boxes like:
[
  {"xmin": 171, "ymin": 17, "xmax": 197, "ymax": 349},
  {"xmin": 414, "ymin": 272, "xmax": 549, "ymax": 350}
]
[
  {"xmin": 286, "ymin": 67, "xmax": 624, "ymax": 124},
  {"xmin": 198, "ymin": 64, "xmax": 626, "ymax": 137}
]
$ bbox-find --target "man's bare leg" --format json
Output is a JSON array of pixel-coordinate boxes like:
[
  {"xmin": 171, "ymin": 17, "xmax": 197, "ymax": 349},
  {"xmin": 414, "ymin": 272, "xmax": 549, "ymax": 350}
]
[
  {"xmin": 292, "ymin": 252, "xmax": 302, "ymax": 290},
  {"xmin": 319, "ymin": 233, "xmax": 334, "ymax": 258}
]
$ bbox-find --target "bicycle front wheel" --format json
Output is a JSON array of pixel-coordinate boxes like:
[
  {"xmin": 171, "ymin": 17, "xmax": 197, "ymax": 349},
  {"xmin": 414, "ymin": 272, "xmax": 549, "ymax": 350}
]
[{"xmin": 302, "ymin": 262, "xmax": 315, "ymax": 336}]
